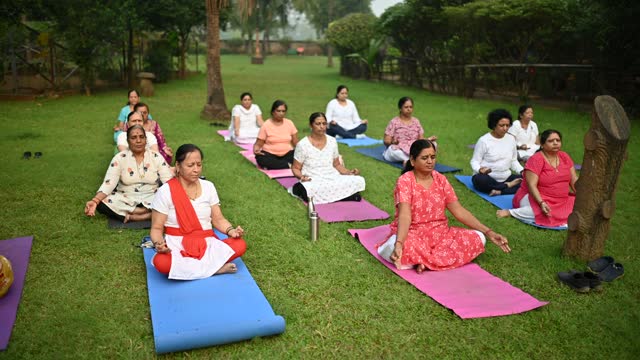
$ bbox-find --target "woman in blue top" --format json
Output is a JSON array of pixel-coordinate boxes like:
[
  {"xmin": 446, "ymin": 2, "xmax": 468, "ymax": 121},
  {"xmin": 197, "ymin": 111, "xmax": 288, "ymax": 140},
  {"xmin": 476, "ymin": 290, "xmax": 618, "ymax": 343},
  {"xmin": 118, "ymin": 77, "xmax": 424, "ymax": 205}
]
[{"xmin": 113, "ymin": 89, "xmax": 153, "ymax": 143}]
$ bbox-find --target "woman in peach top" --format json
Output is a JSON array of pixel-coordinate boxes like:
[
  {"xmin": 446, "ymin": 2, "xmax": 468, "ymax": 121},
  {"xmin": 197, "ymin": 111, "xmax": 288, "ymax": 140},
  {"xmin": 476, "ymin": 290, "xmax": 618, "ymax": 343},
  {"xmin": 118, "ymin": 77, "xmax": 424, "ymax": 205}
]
[{"xmin": 253, "ymin": 100, "xmax": 299, "ymax": 169}]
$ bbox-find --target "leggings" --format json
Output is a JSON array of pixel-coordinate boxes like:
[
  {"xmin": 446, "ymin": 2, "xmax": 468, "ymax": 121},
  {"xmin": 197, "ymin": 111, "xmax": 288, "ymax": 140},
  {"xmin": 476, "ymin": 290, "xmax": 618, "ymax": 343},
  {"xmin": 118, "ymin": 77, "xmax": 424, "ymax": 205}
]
[
  {"xmin": 97, "ymin": 202, "xmax": 125, "ymax": 222},
  {"xmin": 291, "ymin": 182, "xmax": 361, "ymax": 203},
  {"xmin": 152, "ymin": 237, "xmax": 247, "ymax": 275},
  {"xmin": 471, "ymin": 173, "xmax": 522, "ymax": 195},
  {"xmin": 326, "ymin": 123, "xmax": 367, "ymax": 139},
  {"xmin": 255, "ymin": 150, "xmax": 294, "ymax": 170}
]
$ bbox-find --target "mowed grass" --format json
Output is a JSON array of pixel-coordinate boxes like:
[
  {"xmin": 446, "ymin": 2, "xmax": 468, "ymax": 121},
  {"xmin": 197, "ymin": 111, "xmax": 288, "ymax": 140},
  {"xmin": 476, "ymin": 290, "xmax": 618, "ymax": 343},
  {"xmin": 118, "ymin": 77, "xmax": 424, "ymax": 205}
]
[{"xmin": 0, "ymin": 55, "xmax": 638, "ymax": 359}]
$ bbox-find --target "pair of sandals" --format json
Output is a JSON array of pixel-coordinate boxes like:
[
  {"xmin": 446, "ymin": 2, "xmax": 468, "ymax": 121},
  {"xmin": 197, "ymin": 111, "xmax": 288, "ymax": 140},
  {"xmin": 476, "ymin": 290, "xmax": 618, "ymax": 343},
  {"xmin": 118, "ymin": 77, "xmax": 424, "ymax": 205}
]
[
  {"xmin": 558, "ymin": 256, "xmax": 624, "ymax": 293},
  {"xmin": 22, "ymin": 151, "xmax": 43, "ymax": 159}
]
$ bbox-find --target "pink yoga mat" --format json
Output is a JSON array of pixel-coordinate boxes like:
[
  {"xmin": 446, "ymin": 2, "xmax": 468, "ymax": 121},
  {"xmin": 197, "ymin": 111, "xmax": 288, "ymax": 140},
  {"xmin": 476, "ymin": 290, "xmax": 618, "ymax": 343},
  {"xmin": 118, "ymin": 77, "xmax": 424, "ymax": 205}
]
[
  {"xmin": 239, "ymin": 151, "xmax": 294, "ymax": 178},
  {"xmin": 216, "ymin": 130, "xmax": 252, "ymax": 151},
  {"xmin": 275, "ymin": 177, "xmax": 389, "ymax": 223},
  {"xmin": 348, "ymin": 225, "xmax": 547, "ymax": 319},
  {"xmin": 0, "ymin": 236, "xmax": 33, "ymax": 350}
]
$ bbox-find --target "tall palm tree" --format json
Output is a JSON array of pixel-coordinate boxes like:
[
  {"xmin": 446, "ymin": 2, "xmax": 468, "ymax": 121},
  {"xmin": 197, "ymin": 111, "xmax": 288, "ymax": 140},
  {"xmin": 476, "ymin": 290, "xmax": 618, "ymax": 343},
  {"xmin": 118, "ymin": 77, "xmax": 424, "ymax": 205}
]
[{"xmin": 201, "ymin": 0, "xmax": 230, "ymax": 122}]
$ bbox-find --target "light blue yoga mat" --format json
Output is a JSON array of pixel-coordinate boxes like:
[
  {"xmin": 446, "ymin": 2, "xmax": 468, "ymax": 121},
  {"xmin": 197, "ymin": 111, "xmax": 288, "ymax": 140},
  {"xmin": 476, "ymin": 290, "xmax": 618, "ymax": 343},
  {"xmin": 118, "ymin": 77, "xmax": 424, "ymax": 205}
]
[
  {"xmin": 336, "ymin": 136, "xmax": 384, "ymax": 147},
  {"xmin": 142, "ymin": 231, "xmax": 285, "ymax": 354},
  {"xmin": 454, "ymin": 175, "xmax": 567, "ymax": 230},
  {"xmin": 355, "ymin": 145, "xmax": 461, "ymax": 173}
]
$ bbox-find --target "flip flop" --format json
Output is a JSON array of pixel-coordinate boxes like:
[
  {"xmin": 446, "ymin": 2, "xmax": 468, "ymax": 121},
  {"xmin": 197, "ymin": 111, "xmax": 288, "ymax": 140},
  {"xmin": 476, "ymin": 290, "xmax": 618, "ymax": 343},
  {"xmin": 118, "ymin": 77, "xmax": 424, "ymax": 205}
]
[
  {"xmin": 597, "ymin": 263, "xmax": 624, "ymax": 282},
  {"xmin": 23, "ymin": 151, "xmax": 32, "ymax": 159},
  {"xmin": 587, "ymin": 256, "xmax": 614, "ymax": 273},
  {"xmin": 34, "ymin": 152, "xmax": 43, "ymax": 159}
]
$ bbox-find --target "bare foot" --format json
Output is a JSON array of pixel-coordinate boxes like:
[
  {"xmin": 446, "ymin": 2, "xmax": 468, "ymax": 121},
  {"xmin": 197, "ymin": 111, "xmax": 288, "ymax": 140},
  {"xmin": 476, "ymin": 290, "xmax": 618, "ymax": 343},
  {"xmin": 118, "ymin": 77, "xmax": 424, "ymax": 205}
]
[
  {"xmin": 506, "ymin": 178, "xmax": 522, "ymax": 188},
  {"xmin": 123, "ymin": 213, "xmax": 131, "ymax": 223},
  {"xmin": 416, "ymin": 264, "xmax": 427, "ymax": 274},
  {"xmin": 496, "ymin": 209, "xmax": 511, "ymax": 218},
  {"xmin": 215, "ymin": 263, "xmax": 237, "ymax": 275},
  {"xmin": 489, "ymin": 189, "xmax": 502, "ymax": 196}
]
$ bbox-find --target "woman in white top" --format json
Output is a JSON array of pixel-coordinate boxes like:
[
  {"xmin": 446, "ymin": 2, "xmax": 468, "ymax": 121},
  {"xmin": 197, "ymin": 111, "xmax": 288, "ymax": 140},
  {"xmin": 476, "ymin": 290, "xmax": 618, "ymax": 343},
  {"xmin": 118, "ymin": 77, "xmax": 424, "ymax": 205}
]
[
  {"xmin": 508, "ymin": 105, "xmax": 540, "ymax": 161},
  {"xmin": 149, "ymin": 144, "xmax": 247, "ymax": 280},
  {"xmin": 325, "ymin": 85, "xmax": 368, "ymax": 139},
  {"xmin": 228, "ymin": 92, "xmax": 264, "ymax": 144},
  {"xmin": 117, "ymin": 111, "xmax": 159, "ymax": 152},
  {"xmin": 470, "ymin": 109, "xmax": 523, "ymax": 196},
  {"xmin": 290, "ymin": 112, "xmax": 366, "ymax": 204}
]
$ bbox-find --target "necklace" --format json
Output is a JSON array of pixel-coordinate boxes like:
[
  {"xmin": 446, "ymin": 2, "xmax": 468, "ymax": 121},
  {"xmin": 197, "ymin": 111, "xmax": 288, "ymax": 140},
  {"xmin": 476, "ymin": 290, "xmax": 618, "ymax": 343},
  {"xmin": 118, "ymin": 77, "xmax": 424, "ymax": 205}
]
[
  {"xmin": 135, "ymin": 155, "xmax": 146, "ymax": 179},
  {"xmin": 183, "ymin": 180, "xmax": 201, "ymax": 200},
  {"xmin": 543, "ymin": 152, "xmax": 559, "ymax": 172}
]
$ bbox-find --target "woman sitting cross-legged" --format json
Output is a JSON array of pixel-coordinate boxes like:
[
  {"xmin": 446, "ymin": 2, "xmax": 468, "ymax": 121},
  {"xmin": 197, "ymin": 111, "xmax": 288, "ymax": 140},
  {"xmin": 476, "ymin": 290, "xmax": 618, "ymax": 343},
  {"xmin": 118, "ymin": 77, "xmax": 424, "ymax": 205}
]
[
  {"xmin": 149, "ymin": 144, "xmax": 246, "ymax": 279},
  {"xmin": 471, "ymin": 109, "xmax": 523, "ymax": 196},
  {"xmin": 382, "ymin": 96, "xmax": 437, "ymax": 165},
  {"xmin": 377, "ymin": 139, "xmax": 511, "ymax": 273},
  {"xmin": 117, "ymin": 111, "xmax": 159, "ymax": 153},
  {"xmin": 133, "ymin": 102, "xmax": 173, "ymax": 164},
  {"xmin": 497, "ymin": 129, "xmax": 578, "ymax": 227},
  {"xmin": 253, "ymin": 100, "xmax": 299, "ymax": 169},
  {"xmin": 325, "ymin": 85, "xmax": 368, "ymax": 139},
  {"xmin": 84, "ymin": 125, "xmax": 172, "ymax": 223},
  {"xmin": 229, "ymin": 92, "xmax": 264, "ymax": 144},
  {"xmin": 508, "ymin": 104, "xmax": 540, "ymax": 162},
  {"xmin": 112, "ymin": 89, "xmax": 153, "ymax": 143},
  {"xmin": 290, "ymin": 112, "xmax": 366, "ymax": 204}
]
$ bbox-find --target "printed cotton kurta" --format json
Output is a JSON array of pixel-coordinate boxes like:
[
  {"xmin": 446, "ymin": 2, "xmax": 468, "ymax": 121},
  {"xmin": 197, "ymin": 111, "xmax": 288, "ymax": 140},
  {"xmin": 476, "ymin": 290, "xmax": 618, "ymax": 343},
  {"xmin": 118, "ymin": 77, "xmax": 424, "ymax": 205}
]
[
  {"xmin": 98, "ymin": 150, "xmax": 173, "ymax": 216},
  {"xmin": 293, "ymin": 136, "xmax": 365, "ymax": 204},
  {"xmin": 381, "ymin": 171, "xmax": 484, "ymax": 271}
]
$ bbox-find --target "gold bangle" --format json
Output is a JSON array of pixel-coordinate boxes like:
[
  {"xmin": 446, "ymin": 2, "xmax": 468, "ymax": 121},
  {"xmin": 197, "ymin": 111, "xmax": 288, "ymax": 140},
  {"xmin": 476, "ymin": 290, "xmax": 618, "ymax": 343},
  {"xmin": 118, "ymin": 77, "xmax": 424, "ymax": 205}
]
[{"xmin": 92, "ymin": 198, "xmax": 100, "ymax": 205}]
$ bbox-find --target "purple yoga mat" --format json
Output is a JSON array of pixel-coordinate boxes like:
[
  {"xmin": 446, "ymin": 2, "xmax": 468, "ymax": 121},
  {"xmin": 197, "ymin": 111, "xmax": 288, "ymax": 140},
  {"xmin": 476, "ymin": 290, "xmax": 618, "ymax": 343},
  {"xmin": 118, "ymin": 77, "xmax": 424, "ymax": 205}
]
[
  {"xmin": 239, "ymin": 151, "xmax": 294, "ymax": 178},
  {"xmin": 348, "ymin": 225, "xmax": 547, "ymax": 319},
  {"xmin": 216, "ymin": 130, "xmax": 252, "ymax": 151},
  {"xmin": 275, "ymin": 177, "xmax": 389, "ymax": 223},
  {"xmin": 0, "ymin": 236, "xmax": 33, "ymax": 350}
]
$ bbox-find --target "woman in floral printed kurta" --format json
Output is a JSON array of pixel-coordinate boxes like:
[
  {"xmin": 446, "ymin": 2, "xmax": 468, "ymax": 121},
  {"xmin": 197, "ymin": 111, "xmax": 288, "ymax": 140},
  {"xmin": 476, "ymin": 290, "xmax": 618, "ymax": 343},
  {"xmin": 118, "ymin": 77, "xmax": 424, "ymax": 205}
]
[
  {"xmin": 85, "ymin": 125, "xmax": 173, "ymax": 223},
  {"xmin": 377, "ymin": 139, "xmax": 511, "ymax": 273}
]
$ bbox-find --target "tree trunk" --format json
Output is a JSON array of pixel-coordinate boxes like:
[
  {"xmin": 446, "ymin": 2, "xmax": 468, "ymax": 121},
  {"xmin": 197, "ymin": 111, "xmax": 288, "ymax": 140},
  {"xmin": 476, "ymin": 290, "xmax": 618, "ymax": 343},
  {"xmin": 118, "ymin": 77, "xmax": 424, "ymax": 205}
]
[
  {"xmin": 127, "ymin": 25, "xmax": 135, "ymax": 89},
  {"xmin": 179, "ymin": 32, "xmax": 188, "ymax": 79},
  {"xmin": 563, "ymin": 95, "xmax": 631, "ymax": 260},
  {"xmin": 327, "ymin": 46, "xmax": 333, "ymax": 68},
  {"xmin": 201, "ymin": 0, "xmax": 230, "ymax": 123}
]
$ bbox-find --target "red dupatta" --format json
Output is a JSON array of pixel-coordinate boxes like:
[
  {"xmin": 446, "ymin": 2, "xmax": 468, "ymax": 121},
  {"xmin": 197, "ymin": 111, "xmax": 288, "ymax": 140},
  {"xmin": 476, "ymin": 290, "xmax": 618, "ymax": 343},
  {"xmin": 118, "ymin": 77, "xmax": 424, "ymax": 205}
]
[{"xmin": 166, "ymin": 178, "xmax": 214, "ymax": 260}]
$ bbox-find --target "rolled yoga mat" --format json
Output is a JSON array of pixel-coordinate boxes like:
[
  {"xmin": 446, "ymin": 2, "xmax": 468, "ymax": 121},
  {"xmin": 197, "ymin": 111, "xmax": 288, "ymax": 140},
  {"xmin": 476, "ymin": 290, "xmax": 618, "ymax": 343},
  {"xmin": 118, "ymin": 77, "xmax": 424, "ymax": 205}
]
[
  {"xmin": 348, "ymin": 225, "xmax": 547, "ymax": 319},
  {"xmin": 0, "ymin": 236, "xmax": 33, "ymax": 350},
  {"xmin": 454, "ymin": 175, "xmax": 568, "ymax": 230},
  {"xmin": 354, "ymin": 145, "xmax": 461, "ymax": 173},
  {"xmin": 142, "ymin": 232, "xmax": 285, "ymax": 354},
  {"xmin": 275, "ymin": 177, "xmax": 389, "ymax": 223}
]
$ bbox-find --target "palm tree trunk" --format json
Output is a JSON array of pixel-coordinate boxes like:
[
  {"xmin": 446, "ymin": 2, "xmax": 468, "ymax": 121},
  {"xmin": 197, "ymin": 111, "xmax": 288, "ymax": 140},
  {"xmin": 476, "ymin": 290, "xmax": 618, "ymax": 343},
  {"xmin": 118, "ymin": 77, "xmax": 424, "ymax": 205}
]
[{"xmin": 201, "ymin": 0, "xmax": 230, "ymax": 122}]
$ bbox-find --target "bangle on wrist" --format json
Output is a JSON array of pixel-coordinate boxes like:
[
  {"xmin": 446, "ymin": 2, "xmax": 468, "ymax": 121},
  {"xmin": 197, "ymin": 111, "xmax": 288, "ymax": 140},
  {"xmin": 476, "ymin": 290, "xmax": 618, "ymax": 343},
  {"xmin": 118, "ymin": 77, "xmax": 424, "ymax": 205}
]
[
  {"xmin": 484, "ymin": 229, "xmax": 494, "ymax": 236},
  {"xmin": 225, "ymin": 226, "xmax": 234, "ymax": 235},
  {"xmin": 92, "ymin": 198, "xmax": 100, "ymax": 205}
]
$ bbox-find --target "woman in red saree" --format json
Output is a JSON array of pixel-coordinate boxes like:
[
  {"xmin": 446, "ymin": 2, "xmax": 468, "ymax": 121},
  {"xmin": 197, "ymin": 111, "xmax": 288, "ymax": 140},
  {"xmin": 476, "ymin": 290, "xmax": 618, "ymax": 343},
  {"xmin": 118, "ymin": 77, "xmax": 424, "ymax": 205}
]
[{"xmin": 149, "ymin": 144, "xmax": 246, "ymax": 279}]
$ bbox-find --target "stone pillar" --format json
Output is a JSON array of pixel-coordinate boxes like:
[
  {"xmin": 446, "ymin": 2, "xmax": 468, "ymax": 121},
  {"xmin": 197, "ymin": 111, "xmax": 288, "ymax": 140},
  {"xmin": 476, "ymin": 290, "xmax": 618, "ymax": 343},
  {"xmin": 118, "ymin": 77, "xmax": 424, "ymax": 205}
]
[
  {"xmin": 564, "ymin": 95, "xmax": 630, "ymax": 260},
  {"xmin": 137, "ymin": 72, "xmax": 156, "ymax": 97}
]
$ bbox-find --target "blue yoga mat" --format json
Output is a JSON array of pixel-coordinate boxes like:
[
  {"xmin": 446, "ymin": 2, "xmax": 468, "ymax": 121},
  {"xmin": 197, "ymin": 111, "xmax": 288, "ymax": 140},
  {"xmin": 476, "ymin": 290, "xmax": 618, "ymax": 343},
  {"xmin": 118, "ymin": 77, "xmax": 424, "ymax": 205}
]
[
  {"xmin": 355, "ymin": 145, "xmax": 461, "ymax": 173},
  {"xmin": 336, "ymin": 136, "xmax": 384, "ymax": 147},
  {"xmin": 142, "ymin": 232, "xmax": 285, "ymax": 354},
  {"xmin": 454, "ymin": 175, "xmax": 567, "ymax": 230}
]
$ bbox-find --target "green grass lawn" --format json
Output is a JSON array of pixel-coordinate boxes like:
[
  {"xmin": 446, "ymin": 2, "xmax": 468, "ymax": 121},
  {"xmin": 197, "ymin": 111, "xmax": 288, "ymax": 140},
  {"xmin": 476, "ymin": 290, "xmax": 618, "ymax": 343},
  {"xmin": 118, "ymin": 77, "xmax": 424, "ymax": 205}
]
[{"xmin": 0, "ymin": 55, "xmax": 638, "ymax": 359}]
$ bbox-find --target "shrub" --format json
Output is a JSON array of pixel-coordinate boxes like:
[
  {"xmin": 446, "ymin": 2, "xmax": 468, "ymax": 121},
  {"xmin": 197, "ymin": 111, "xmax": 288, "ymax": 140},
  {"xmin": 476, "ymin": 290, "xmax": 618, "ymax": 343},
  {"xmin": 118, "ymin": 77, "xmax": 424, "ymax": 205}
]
[{"xmin": 325, "ymin": 13, "xmax": 377, "ymax": 55}]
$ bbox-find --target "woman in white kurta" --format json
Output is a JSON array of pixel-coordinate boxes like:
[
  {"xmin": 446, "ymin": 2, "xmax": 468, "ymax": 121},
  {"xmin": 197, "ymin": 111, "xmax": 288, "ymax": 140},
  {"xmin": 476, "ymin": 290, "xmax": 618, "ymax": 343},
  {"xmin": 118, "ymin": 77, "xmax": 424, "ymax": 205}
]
[
  {"xmin": 290, "ymin": 112, "xmax": 365, "ymax": 204},
  {"xmin": 228, "ymin": 92, "xmax": 264, "ymax": 144},
  {"xmin": 150, "ymin": 144, "xmax": 246, "ymax": 280},
  {"xmin": 325, "ymin": 85, "xmax": 368, "ymax": 139},
  {"xmin": 508, "ymin": 105, "xmax": 540, "ymax": 161},
  {"xmin": 84, "ymin": 125, "xmax": 173, "ymax": 223}
]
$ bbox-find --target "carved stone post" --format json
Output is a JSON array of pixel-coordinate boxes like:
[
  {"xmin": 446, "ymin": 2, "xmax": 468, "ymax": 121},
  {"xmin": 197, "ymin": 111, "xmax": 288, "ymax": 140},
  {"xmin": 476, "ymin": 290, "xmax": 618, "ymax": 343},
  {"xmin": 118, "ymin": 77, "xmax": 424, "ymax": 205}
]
[{"xmin": 564, "ymin": 95, "xmax": 630, "ymax": 260}]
